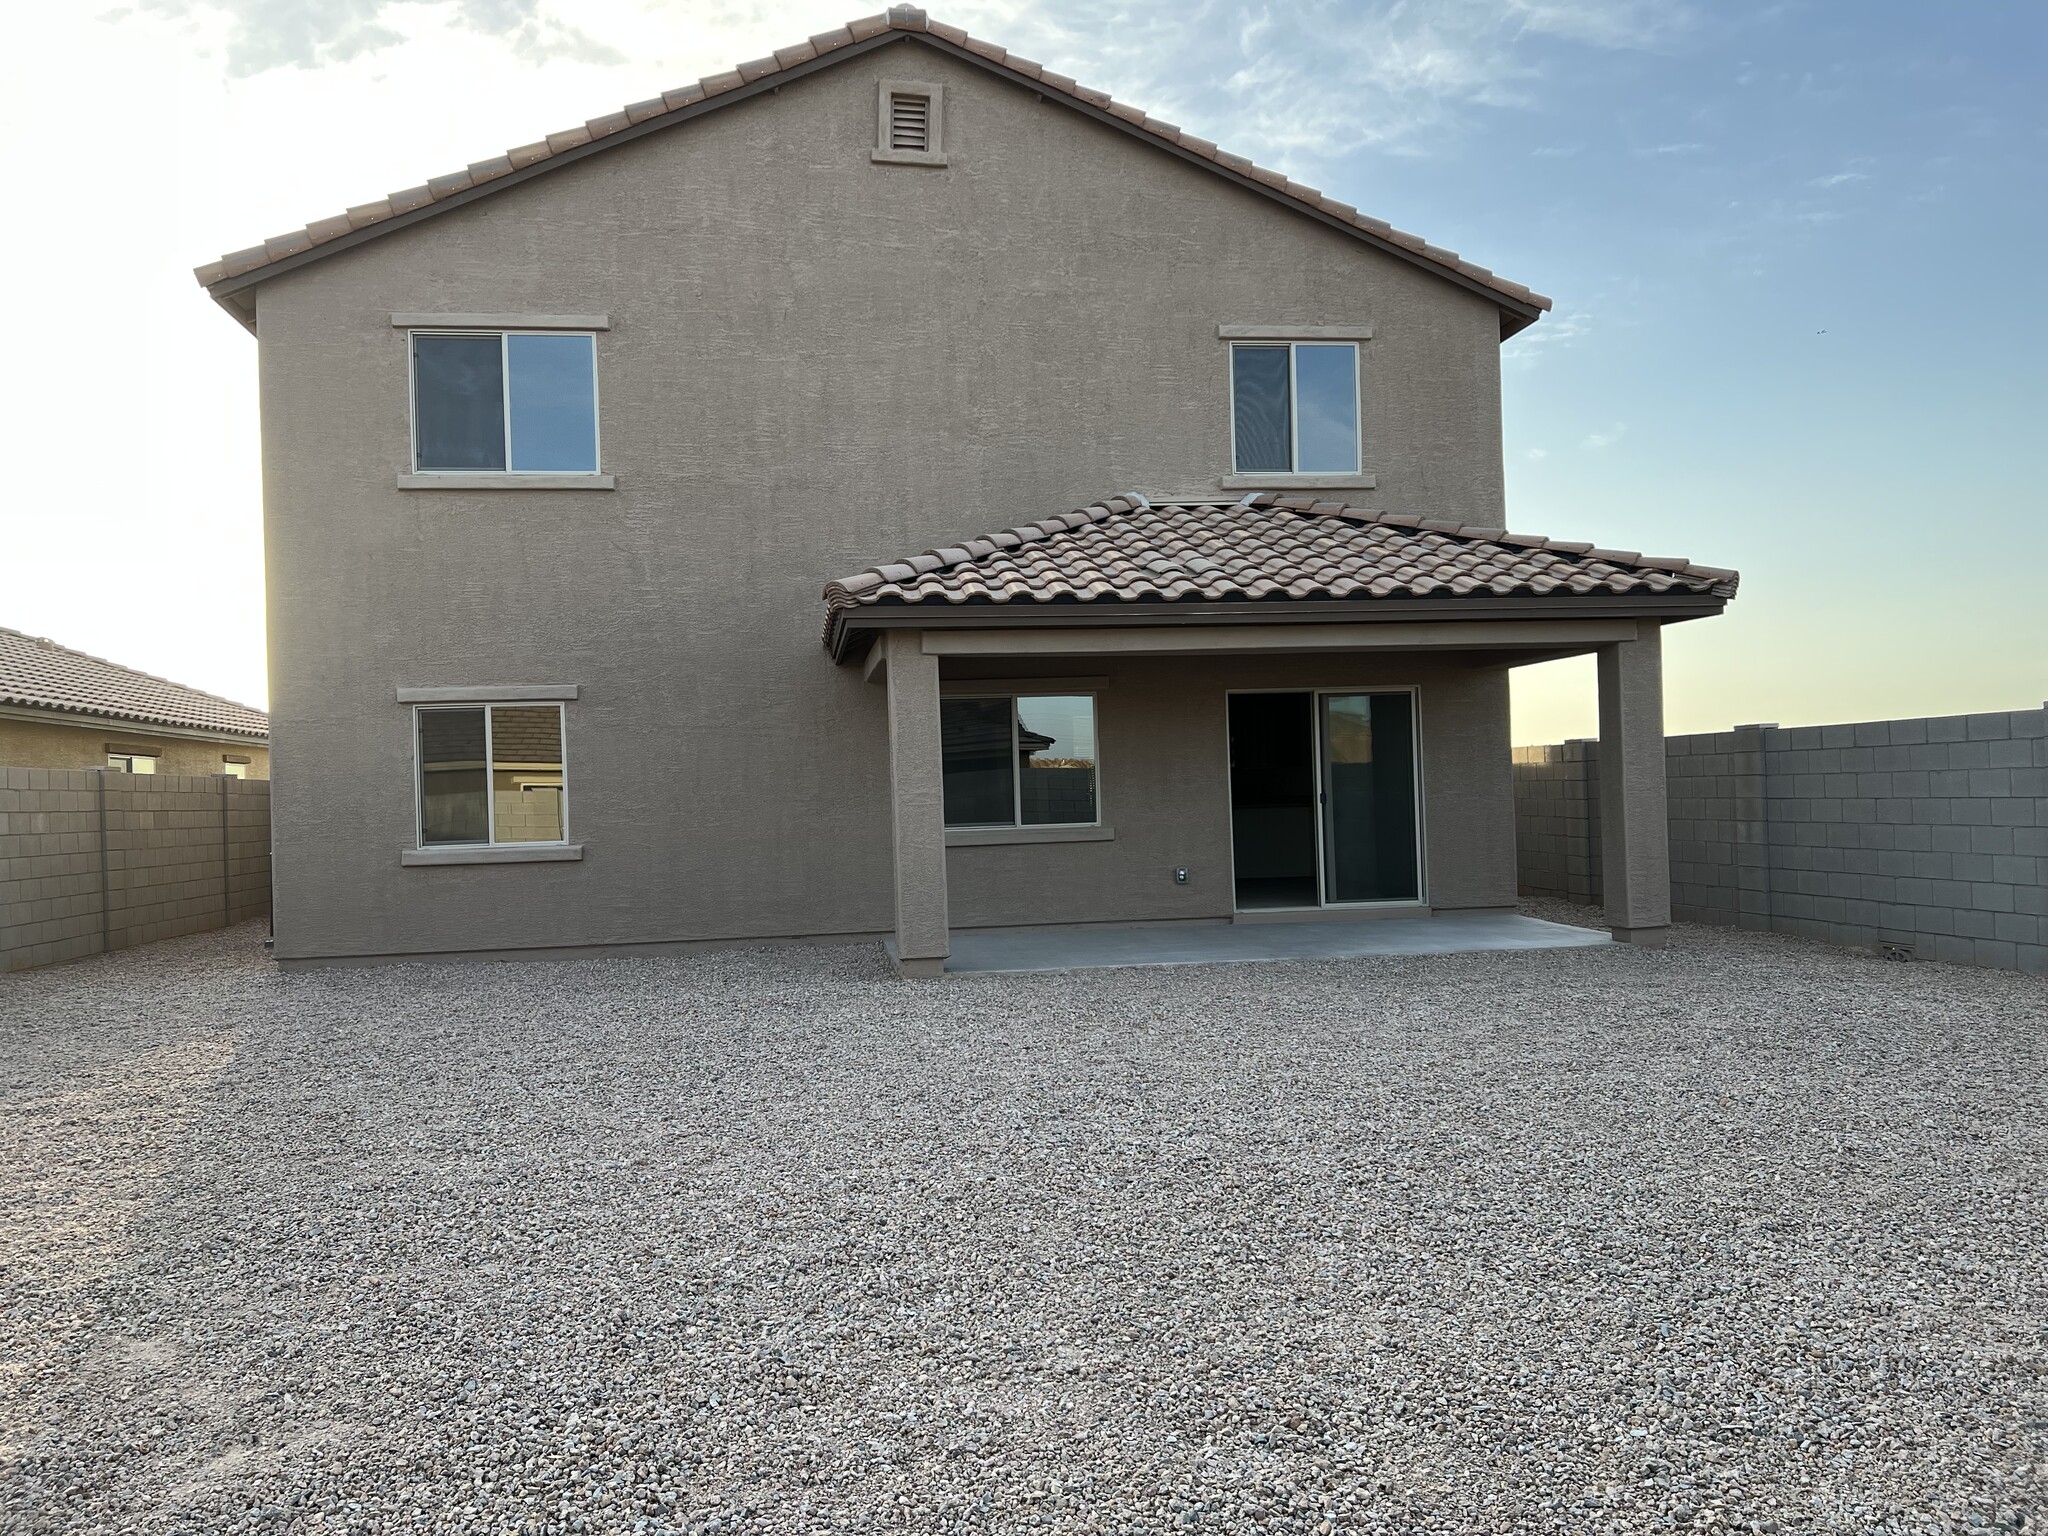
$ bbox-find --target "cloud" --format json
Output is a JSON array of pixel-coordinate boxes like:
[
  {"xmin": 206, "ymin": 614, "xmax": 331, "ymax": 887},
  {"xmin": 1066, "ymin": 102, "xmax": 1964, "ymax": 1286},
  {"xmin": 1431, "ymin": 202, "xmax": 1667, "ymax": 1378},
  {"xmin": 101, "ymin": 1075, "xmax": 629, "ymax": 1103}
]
[
  {"xmin": 1636, "ymin": 140, "xmax": 1706, "ymax": 155},
  {"xmin": 1580, "ymin": 424, "xmax": 1627, "ymax": 450},
  {"xmin": 1810, "ymin": 170, "xmax": 1870, "ymax": 188},
  {"xmin": 141, "ymin": 0, "xmax": 624, "ymax": 75},
  {"xmin": 1524, "ymin": 447, "xmax": 1549, "ymax": 459},
  {"xmin": 1501, "ymin": 303, "xmax": 1592, "ymax": 369}
]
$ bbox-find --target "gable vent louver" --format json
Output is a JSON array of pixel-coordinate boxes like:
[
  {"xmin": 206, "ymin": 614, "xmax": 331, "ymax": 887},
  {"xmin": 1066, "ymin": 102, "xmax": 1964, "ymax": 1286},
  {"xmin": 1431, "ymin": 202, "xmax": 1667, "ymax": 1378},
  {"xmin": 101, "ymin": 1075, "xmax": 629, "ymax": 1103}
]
[{"xmin": 889, "ymin": 92, "xmax": 931, "ymax": 152}]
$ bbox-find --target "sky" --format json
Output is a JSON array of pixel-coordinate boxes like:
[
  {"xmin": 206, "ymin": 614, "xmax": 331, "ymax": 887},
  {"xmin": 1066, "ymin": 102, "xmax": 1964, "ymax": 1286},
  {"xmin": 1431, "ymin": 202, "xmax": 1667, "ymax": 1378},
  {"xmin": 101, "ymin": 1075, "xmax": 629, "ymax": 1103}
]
[{"xmin": 0, "ymin": 0, "xmax": 2040, "ymax": 744}]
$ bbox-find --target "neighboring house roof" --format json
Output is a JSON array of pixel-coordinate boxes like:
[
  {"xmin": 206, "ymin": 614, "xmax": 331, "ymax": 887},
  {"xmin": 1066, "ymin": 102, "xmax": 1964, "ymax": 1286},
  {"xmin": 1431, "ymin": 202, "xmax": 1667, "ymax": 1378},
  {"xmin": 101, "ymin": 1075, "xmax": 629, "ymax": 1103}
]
[
  {"xmin": 0, "ymin": 627, "xmax": 270, "ymax": 741},
  {"xmin": 821, "ymin": 493, "xmax": 1739, "ymax": 660},
  {"xmin": 192, "ymin": 6, "xmax": 1550, "ymax": 337}
]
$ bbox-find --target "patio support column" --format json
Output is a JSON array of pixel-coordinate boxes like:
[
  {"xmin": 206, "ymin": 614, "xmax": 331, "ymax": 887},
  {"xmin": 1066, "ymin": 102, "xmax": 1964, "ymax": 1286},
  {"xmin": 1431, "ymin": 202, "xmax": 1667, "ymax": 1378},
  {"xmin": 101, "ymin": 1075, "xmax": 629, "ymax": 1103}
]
[
  {"xmin": 883, "ymin": 629, "xmax": 950, "ymax": 976},
  {"xmin": 1597, "ymin": 622, "xmax": 1672, "ymax": 947}
]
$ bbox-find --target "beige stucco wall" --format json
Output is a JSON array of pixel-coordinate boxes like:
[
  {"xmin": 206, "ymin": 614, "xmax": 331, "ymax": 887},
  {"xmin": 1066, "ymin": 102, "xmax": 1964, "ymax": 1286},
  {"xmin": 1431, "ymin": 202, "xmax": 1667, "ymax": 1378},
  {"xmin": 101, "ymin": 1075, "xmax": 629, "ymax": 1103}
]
[
  {"xmin": 0, "ymin": 716, "xmax": 269, "ymax": 778},
  {"xmin": 247, "ymin": 36, "xmax": 1516, "ymax": 960}
]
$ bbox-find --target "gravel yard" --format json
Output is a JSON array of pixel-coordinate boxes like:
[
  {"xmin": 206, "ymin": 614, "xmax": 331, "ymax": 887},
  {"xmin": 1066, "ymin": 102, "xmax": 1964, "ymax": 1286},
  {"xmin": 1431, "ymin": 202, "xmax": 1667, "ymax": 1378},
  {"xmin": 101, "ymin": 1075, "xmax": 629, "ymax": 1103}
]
[{"xmin": 2, "ymin": 914, "xmax": 2044, "ymax": 1536}]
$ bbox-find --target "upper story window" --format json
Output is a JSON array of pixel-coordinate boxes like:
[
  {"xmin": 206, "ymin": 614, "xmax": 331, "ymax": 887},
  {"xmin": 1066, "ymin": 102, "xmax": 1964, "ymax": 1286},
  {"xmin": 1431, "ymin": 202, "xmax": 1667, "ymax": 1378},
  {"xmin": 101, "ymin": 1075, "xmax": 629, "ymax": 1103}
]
[
  {"xmin": 1230, "ymin": 342, "xmax": 1360, "ymax": 476},
  {"xmin": 941, "ymin": 694, "xmax": 1099, "ymax": 829},
  {"xmin": 410, "ymin": 331, "xmax": 598, "ymax": 474},
  {"xmin": 106, "ymin": 751, "xmax": 158, "ymax": 774}
]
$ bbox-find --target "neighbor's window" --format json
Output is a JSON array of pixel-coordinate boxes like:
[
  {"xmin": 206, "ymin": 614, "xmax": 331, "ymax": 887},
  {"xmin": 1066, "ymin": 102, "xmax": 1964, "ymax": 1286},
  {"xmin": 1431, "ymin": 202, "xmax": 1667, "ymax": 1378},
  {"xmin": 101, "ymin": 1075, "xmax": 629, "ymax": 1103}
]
[
  {"xmin": 416, "ymin": 703, "xmax": 567, "ymax": 847},
  {"xmin": 221, "ymin": 760, "xmax": 248, "ymax": 779},
  {"xmin": 941, "ymin": 695, "xmax": 1098, "ymax": 828},
  {"xmin": 106, "ymin": 751, "xmax": 158, "ymax": 774},
  {"xmin": 411, "ymin": 331, "xmax": 598, "ymax": 473},
  {"xmin": 1231, "ymin": 342, "xmax": 1360, "ymax": 474}
]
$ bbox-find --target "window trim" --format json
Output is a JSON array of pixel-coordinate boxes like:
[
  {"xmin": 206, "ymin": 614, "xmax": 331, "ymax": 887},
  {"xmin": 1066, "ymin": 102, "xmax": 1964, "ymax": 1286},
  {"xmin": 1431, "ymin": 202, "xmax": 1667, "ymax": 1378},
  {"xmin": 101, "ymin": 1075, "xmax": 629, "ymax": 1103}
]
[
  {"xmin": 406, "ymin": 328, "xmax": 603, "ymax": 478},
  {"xmin": 1227, "ymin": 338, "xmax": 1364, "ymax": 478},
  {"xmin": 411, "ymin": 700, "xmax": 571, "ymax": 852},
  {"xmin": 871, "ymin": 78, "xmax": 947, "ymax": 166},
  {"xmin": 941, "ymin": 691, "xmax": 1102, "ymax": 832}
]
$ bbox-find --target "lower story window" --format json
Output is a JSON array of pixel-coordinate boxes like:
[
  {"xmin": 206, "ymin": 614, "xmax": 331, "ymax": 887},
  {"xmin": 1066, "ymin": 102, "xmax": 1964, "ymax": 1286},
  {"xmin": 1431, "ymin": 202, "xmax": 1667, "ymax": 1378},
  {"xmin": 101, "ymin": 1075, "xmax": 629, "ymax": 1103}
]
[
  {"xmin": 941, "ymin": 694, "xmax": 1098, "ymax": 828},
  {"xmin": 417, "ymin": 703, "xmax": 567, "ymax": 847}
]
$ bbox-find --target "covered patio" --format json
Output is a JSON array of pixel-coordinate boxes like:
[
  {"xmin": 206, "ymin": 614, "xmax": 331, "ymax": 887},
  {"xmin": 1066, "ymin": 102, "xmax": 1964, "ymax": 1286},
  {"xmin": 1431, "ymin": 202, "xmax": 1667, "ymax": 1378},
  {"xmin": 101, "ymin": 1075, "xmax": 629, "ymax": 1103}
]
[{"xmin": 824, "ymin": 492, "xmax": 1738, "ymax": 977}]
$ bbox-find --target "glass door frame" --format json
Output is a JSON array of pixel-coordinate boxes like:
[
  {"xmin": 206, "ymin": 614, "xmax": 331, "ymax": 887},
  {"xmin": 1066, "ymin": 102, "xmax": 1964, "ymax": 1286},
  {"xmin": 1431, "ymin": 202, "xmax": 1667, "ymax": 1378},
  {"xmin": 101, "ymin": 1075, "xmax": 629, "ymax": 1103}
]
[{"xmin": 1223, "ymin": 685, "xmax": 1427, "ymax": 913}]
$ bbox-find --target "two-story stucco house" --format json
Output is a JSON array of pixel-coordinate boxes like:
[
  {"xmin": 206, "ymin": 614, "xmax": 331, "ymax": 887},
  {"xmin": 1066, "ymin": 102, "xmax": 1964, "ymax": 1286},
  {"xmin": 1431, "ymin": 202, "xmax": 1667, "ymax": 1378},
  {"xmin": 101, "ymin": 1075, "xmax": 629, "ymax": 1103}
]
[{"xmin": 195, "ymin": 6, "xmax": 1736, "ymax": 973}]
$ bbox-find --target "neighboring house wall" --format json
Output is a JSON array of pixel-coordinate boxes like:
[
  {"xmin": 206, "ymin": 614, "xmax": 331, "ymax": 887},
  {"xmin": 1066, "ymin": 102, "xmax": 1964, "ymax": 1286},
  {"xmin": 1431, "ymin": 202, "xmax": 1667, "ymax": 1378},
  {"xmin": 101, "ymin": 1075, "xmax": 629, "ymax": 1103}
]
[
  {"xmin": 250, "ymin": 44, "xmax": 1512, "ymax": 961},
  {"xmin": 0, "ymin": 715, "xmax": 270, "ymax": 777},
  {"xmin": 1513, "ymin": 707, "xmax": 2048, "ymax": 974},
  {"xmin": 0, "ymin": 769, "xmax": 272, "ymax": 973}
]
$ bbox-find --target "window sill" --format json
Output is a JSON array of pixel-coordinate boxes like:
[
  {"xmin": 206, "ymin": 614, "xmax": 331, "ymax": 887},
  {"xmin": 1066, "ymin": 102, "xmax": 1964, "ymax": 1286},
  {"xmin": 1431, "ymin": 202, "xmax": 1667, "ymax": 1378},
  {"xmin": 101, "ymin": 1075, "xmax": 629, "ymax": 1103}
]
[
  {"xmin": 945, "ymin": 824, "xmax": 1114, "ymax": 847},
  {"xmin": 402, "ymin": 843, "xmax": 584, "ymax": 866},
  {"xmin": 397, "ymin": 473, "xmax": 615, "ymax": 491},
  {"xmin": 1218, "ymin": 473, "xmax": 1376, "ymax": 491},
  {"xmin": 870, "ymin": 149, "xmax": 948, "ymax": 167}
]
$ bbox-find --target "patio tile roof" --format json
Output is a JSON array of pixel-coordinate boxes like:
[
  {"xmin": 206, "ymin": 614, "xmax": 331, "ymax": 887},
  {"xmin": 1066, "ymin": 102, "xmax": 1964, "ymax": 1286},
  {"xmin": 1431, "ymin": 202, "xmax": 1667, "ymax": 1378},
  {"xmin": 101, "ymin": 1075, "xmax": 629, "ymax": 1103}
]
[
  {"xmin": 822, "ymin": 492, "xmax": 1738, "ymax": 653},
  {"xmin": 192, "ymin": 7, "xmax": 1548, "ymax": 327},
  {"xmin": 0, "ymin": 627, "xmax": 270, "ymax": 740}
]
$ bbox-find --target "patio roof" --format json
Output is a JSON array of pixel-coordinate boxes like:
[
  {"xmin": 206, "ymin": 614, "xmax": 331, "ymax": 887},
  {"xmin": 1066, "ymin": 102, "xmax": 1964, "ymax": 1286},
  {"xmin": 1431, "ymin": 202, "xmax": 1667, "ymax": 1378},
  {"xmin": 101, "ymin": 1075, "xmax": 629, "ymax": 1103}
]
[{"xmin": 822, "ymin": 493, "xmax": 1739, "ymax": 661}]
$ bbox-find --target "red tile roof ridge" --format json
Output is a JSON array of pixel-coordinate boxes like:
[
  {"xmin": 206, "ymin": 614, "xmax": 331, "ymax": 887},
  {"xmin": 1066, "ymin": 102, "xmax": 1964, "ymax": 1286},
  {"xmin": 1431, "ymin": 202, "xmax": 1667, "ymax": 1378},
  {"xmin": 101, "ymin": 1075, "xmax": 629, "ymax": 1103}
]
[{"xmin": 192, "ymin": 8, "xmax": 1551, "ymax": 321}]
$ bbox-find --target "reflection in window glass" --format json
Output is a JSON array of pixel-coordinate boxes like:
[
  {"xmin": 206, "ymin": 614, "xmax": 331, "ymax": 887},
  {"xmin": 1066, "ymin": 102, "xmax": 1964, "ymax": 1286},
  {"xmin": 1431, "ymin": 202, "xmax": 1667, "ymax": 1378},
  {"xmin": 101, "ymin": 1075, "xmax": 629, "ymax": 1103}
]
[
  {"xmin": 1017, "ymin": 695, "xmax": 1098, "ymax": 826},
  {"xmin": 506, "ymin": 334, "xmax": 598, "ymax": 472},
  {"xmin": 413, "ymin": 334, "xmax": 507, "ymax": 471},
  {"xmin": 941, "ymin": 697, "xmax": 1014, "ymax": 827},
  {"xmin": 1231, "ymin": 345, "xmax": 1291, "ymax": 473},
  {"xmin": 419, "ymin": 708, "xmax": 489, "ymax": 845},
  {"xmin": 490, "ymin": 705, "xmax": 566, "ymax": 843},
  {"xmin": 1293, "ymin": 343, "xmax": 1359, "ymax": 474}
]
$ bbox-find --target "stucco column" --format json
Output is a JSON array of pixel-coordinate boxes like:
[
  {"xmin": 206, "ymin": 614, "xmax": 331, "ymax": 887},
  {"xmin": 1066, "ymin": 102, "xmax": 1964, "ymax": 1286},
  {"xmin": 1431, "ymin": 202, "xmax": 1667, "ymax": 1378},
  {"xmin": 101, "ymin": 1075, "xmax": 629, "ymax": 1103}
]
[
  {"xmin": 883, "ymin": 629, "xmax": 950, "ymax": 977},
  {"xmin": 1596, "ymin": 623, "xmax": 1671, "ymax": 946}
]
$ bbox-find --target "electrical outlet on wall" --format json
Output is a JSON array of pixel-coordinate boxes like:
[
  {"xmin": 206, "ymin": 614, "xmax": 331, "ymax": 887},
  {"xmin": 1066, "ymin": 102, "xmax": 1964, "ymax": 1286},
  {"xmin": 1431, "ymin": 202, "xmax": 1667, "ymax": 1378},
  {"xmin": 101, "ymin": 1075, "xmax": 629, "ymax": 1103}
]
[{"xmin": 1173, "ymin": 867, "xmax": 1190, "ymax": 885}]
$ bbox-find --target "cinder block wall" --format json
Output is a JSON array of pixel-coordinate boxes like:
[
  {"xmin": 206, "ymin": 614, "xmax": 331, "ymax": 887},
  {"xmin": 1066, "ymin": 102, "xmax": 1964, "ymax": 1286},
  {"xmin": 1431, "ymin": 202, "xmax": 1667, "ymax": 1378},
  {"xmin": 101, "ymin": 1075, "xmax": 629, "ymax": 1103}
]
[
  {"xmin": 0, "ymin": 768, "xmax": 272, "ymax": 973},
  {"xmin": 1513, "ymin": 707, "xmax": 2048, "ymax": 975},
  {"xmin": 1509, "ymin": 741, "xmax": 1601, "ymax": 904}
]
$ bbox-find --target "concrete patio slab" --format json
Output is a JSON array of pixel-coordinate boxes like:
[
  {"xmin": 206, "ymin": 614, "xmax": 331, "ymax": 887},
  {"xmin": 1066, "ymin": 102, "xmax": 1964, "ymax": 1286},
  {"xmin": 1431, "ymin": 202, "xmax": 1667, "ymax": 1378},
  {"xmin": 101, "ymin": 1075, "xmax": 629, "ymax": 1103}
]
[{"xmin": 931, "ymin": 911, "xmax": 1610, "ymax": 974}]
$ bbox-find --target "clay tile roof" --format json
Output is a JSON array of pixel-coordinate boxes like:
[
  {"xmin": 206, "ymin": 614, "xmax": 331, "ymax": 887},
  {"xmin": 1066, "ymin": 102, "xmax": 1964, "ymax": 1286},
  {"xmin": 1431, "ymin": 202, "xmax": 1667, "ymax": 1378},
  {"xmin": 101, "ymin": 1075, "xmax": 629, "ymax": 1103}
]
[
  {"xmin": 0, "ymin": 627, "xmax": 270, "ymax": 740},
  {"xmin": 821, "ymin": 494, "xmax": 1738, "ymax": 655},
  {"xmin": 194, "ymin": 10, "xmax": 1550, "ymax": 331}
]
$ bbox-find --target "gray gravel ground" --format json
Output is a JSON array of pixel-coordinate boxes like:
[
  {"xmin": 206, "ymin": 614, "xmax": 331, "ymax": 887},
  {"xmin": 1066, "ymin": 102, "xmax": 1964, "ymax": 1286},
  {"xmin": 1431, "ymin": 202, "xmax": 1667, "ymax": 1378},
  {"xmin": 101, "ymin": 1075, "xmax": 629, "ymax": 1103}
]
[{"xmin": 3, "ymin": 912, "xmax": 2045, "ymax": 1536}]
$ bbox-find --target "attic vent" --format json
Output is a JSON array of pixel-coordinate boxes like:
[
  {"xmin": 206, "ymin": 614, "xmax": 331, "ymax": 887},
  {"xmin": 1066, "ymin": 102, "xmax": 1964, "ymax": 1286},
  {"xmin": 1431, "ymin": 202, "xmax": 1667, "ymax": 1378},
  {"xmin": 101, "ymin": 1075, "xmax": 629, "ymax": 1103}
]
[
  {"xmin": 889, "ymin": 92, "xmax": 930, "ymax": 152},
  {"xmin": 873, "ymin": 79, "xmax": 946, "ymax": 166}
]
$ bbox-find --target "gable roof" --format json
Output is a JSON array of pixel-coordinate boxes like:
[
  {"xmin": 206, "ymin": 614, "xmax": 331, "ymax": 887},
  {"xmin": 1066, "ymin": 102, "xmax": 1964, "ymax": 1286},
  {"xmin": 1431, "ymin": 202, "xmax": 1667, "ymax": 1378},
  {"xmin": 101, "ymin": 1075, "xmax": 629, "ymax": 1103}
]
[
  {"xmin": 821, "ymin": 493, "xmax": 1737, "ymax": 660},
  {"xmin": 194, "ymin": 6, "xmax": 1551, "ymax": 337},
  {"xmin": 0, "ymin": 627, "xmax": 270, "ymax": 741}
]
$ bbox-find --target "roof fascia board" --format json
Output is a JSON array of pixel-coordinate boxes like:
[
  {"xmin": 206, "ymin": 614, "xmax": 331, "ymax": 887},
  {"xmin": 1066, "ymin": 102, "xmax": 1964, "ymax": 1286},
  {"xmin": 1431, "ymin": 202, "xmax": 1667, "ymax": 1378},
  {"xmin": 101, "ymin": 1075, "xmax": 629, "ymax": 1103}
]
[
  {"xmin": 828, "ymin": 593, "xmax": 1726, "ymax": 661},
  {"xmin": 203, "ymin": 31, "xmax": 906, "ymax": 320},
  {"xmin": 203, "ymin": 31, "xmax": 1543, "ymax": 337},
  {"xmin": 0, "ymin": 700, "xmax": 271, "ymax": 744}
]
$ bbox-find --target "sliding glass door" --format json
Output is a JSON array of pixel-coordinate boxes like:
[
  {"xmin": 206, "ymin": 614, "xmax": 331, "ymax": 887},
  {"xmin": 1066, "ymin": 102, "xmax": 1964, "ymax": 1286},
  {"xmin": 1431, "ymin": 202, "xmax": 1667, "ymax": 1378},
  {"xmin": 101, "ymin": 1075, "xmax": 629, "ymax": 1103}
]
[
  {"xmin": 1228, "ymin": 690, "xmax": 1422, "ymax": 910},
  {"xmin": 1319, "ymin": 692, "xmax": 1420, "ymax": 904}
]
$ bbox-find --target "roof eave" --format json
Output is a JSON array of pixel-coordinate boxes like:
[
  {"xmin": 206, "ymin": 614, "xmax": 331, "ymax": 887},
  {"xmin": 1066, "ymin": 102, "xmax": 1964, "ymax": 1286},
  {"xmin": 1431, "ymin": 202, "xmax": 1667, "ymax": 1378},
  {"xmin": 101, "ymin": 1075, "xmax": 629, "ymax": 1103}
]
[
  {"xmin": 197, "ymin": 29, "xmax": 1547, "ymax": 337},
  {"xmin": 825, "ymin": 591, "xmax": 1728, "ymax": 663}
]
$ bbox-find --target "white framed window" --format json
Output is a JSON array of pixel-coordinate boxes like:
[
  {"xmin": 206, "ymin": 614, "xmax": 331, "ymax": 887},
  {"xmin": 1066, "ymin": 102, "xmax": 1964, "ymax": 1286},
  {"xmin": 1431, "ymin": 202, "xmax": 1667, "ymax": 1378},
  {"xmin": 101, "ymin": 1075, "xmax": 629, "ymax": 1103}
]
[
  {"xmin": 409, "ymin": 331, "xmax": 599, "ymax": 474},
  {"xmin": 106, "ymin": 751, "xmax": 158, "ymax": 774},
  {"xmin": 940, "ymin": 694, "xmax": 1099, "ymax": 829},
  {"xmin": 415, "ymin": 702, "xmax": 568, "ymax": 848},
  {"xmin": 221, "ymin": 758, "xmax": 249, "ymax": 779},
  {"xmin": 1230, "ymin": 341, "xmax": 1360, "ymax": 475}
]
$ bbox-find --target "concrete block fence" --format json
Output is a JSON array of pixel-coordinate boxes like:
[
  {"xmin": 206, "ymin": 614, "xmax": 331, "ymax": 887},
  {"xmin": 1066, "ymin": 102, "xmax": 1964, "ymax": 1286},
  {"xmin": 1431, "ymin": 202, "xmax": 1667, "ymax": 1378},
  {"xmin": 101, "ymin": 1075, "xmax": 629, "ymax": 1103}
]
[
  {"xmin": 0, "ymin": 767, "xmax": 271, "ymax": 973},
  {"xmin": 1514, "ymin": 706, "xmax": 2048, "ymax": 975}
]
